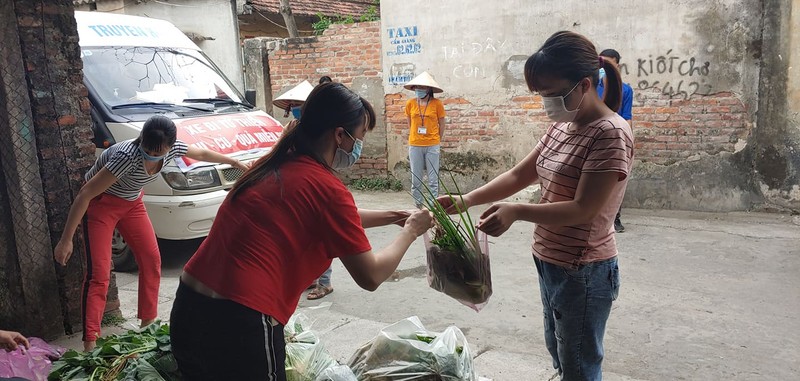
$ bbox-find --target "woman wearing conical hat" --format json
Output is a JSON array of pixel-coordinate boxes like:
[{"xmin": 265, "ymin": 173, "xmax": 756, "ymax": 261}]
[
  {"xmin": 404, "ymin": 72, "xmax": 446, "ymax": 207},
  {"xmin": 273, "ymin": 80, "xmax": 315, "ymax": 131}
]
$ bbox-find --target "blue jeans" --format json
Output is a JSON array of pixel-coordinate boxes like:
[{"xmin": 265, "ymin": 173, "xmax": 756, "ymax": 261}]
[
  {"xmin": 409, "ymin": 145, "xmax": 440, "ymax": 206},
  {"xmin": 535, "ymin": 256, "xmax": 620, "ymax": 381},
  {"xmin": 317, "ymin": 266, "xmax": 332, "ymax": 287}
]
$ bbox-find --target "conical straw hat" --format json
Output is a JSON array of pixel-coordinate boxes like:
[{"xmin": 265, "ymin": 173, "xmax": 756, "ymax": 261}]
[
  {"xmin": 403, "ymin": 71, "xmax": 443, "ymax": 93},
  {"xmin": 273, "ymin": 80, "xmax": 314, "ymax": 110}
]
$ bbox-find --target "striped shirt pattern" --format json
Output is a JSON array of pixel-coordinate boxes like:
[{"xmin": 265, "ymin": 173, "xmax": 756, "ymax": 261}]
[
  {"xmin": 85, "ymin": 139, "xmax": 189, "ymax": 200},
  {"xmin": 532, "ymin": 114, "xmax": 634, "ymax": 268}
]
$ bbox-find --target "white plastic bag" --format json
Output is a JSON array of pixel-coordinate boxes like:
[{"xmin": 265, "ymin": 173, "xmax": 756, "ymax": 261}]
[
  {"xmin": 315, "ymin": 364, "xmax": 358, "ymax": 381},
  {"xmin": 423, "ymin": 229, "xmax": 492, "ymax": 311},
  {"xmin": 347, "ymin": 316, "xmax": 476, "ymax": 381},
  {"xmin": 284, "ymin": 314, "xmax": 338, "ymax": 381}
]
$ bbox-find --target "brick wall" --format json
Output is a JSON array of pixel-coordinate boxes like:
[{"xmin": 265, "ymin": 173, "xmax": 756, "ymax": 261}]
[
  {"xmin": 632, "ymin": 92, "xmax": 750, "ymax": 164},
  {"xmin": 268, "ymin": 22, "xmax": 381, "ymax": 92},
  {"xmin": 386, "ymin": 94, "xmax": 551, "ymax": 151},
  {"xmin": 267, "ymin": 22, "xmax": 388, "ymax": 179},
  {"xmin": 13, "ymin": 0, "xmax": 102, "ymax": 335},
  {"xmin": 264, "ymin": 21, "xmax": 751, "ymax": 179},
  {"xmin": 387, "ymin": 91, "xmax": 749, "ymax": 166}
]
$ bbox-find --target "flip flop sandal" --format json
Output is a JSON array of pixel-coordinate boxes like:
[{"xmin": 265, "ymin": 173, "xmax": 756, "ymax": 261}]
[{"xmin": 307, "ymin": 285, "xmax": 333, "ymax": 300}]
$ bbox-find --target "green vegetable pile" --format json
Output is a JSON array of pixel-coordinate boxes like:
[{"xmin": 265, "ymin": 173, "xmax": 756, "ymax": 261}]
[
  {"xmin": 48, "ymin": 322, "xmax": 179, "ymax": 381},
  {"xmin": 416, "ymin": 170, "xmax": 481, "ymax": 257}
]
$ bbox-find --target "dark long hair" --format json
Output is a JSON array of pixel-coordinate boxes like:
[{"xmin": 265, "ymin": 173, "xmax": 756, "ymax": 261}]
[
  {"xmin": 524, "ymin": 31, "xmax": 622, "ymax": 112},
  {"xmin": 133, "ymin": 115, "xmax": 177, "ymax": 151},
  {"xmin": 599, "ymin": 48, "xmax": 621, "ymax": 63},
  {"xmin": 230, "ymin": 82, "xmax": 376, "ymax": 199}
]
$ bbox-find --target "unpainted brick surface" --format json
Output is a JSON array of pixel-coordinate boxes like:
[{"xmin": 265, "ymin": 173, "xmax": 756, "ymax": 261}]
[{"xmin": 270, "ymin": 22, "xmax": 752, "ymax": 175}]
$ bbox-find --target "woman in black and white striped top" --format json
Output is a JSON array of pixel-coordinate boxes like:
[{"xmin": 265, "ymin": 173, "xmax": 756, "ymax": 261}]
[{"xmin": 53, "ymin": 115, "xmax": 248, "ymax": 352}]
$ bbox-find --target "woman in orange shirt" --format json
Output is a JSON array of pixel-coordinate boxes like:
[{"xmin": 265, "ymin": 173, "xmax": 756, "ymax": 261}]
[{"xmin": 404, "ymin": 72, "xmax": 446, "ymax": 207}]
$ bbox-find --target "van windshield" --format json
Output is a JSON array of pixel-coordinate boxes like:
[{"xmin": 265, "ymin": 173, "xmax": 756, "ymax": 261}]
[{"xmin": 81, "ymin": 47, "xmax": 242, "ymax": 108}]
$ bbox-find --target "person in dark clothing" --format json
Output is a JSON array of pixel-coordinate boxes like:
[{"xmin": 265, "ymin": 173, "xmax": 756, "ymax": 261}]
[{"xmin": 598, "ymin": 48, "xmax": 634, "ymax": 232}]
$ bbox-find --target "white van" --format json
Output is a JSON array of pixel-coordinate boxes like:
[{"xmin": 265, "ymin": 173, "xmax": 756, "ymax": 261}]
[{"xmin": 75, "ymin": 11, "xmax": 282, "ymax": 270}]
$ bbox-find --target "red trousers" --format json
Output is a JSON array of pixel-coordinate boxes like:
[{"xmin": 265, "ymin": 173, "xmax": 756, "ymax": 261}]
[{"xmin": 81, "ymin": 193, "xmax": 160, "ymax": 341}]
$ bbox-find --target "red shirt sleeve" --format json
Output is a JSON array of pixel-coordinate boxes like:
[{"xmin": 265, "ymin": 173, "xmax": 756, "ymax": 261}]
[{"xmin": 320, "ymin": 182, "xmax": 371, "ymax": 258}]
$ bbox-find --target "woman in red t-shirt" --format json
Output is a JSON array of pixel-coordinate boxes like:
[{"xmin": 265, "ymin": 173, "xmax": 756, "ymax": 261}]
[{"xmin": 170, "ymin": 82, "xmax": 433, "ymax": 381}]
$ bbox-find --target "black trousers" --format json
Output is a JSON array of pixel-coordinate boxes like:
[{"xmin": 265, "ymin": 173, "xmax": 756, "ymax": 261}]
[{"xmin": 170, "ymin": 281, "xmax": 287, "ymax": 381}]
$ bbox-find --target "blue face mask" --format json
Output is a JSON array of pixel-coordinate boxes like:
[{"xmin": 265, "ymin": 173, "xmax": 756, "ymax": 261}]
[
  {"xmin": 598, "ymin": 68, "xmax": 606, "ymax": 81},
  {"xmin": 139, "ymin": 145, "xmax": 166, "ymax": 162},
  {"xmin": 332, "ymin": 129, "xmax": 363, "ymax": 169},
  {"xmin": 415, "ymin": 89, "xmax": 428, "ymax": 99},
  {"xmin": 291, "ymin": 105, "xmax": 302, "ymax": 120}
]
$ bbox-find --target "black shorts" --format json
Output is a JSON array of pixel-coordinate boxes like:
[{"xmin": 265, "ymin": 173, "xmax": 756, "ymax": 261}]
[{"xmin": 170, "ymin": 281, "xmax": 287, "ymax": 381}]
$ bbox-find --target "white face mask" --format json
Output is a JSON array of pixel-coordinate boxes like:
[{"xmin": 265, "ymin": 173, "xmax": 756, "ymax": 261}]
[{"xmin": 541, "ymin": 81, "xmax": 586, "ymax": 123}]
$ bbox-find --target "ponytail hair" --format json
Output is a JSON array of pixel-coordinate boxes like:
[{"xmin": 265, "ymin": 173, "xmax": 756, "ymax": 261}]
[
  {"xmin": 230, "ymin": 82, "xmax": 376, "ymax": 200},
  {"xmin": 524, "ymin": 31, "xmax": 622, "ymax": 112},
  {"xmin": 600, "ymin": 56, "xmax": 622, "ymax": 112}
]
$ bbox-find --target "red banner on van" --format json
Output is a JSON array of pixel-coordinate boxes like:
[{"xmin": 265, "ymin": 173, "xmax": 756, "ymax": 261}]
[{"xmin": 173, "ymin": 112, "xmax": 284, "ymax": 170}]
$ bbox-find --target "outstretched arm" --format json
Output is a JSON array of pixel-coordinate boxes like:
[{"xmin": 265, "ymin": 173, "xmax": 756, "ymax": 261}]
[
  {"xmin": 359, "ymin": 209, "xmax": 412, "ymax": 228},
  {"xmin": 340, "ymin": 210, "xmax": 433, "ymax": 290},
  {"xmin": 185, "ymin": 146, "xmax": 248, "ymax": 171}
]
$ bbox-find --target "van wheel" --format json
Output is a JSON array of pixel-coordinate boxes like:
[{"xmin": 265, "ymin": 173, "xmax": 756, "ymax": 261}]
[{"xmin": 111, "ymin": 229, "xmax": 138, "ymax": 272}]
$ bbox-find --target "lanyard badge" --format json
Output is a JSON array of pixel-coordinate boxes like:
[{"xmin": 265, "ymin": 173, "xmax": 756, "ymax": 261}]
[{"xmin": 417, "ymin": 99, "xmax": 430, "ymax": 135}]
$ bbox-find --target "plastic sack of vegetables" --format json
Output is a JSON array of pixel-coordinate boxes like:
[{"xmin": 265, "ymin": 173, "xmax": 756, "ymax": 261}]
[
  {"xmin": 347, "ymin": 316, "xmax": 476, "ymax": 381},
  {"xmin": 423, "ymin": 227, "xmax": 491, "ymax": 311},
  {"xmin": 417, "ymin": 170, "xmax": 492, "ymax": 311},
  {"xmin": 284, "ymin": 313, "xmax": 338, "ymax": 381}
]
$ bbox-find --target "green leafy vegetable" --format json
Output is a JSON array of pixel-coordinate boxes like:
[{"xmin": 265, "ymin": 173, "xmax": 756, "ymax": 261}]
[
  {"xmin": 414, "ymin": 168, "xmax": 481, "ymax": 257},
  {"xmin": 48, "ymin": 321, "xmax": 180, "ymax": 381}
]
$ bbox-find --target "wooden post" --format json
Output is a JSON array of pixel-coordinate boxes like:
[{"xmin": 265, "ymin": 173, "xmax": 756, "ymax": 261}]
[{"xmin": 279, "ymin": 0, "xmax": 299, "ymax": 38}]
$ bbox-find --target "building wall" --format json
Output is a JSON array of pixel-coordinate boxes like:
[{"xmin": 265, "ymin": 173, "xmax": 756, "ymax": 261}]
[
  {"xmin": 248, "ymin": 0, "xmax": 798, "ymax": 212},
  {"xmin": 265, "ymin": 22, "xmax": 387, "ymax": 179},
  {"xmin": 378, "ymin": 0, "xmax": 798, "ymax": 211},
  {"xmin": 1, "ymin": 0, "xmax": 99, "ymax": 338},
  {"xmin": 756, "ymin": 0, "xmax": 800, "ymax": 208}
]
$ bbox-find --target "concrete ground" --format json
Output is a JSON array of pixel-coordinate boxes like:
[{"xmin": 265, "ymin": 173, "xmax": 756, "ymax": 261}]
[{"xmin": 53, "ymin": 191, "xmax": 800, "ymax": 380}]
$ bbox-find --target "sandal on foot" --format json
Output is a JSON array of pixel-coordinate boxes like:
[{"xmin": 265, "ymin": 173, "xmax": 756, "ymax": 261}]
[{"xmin": 307, "ymin": 285, "xmax": 333, "ymax": 300}]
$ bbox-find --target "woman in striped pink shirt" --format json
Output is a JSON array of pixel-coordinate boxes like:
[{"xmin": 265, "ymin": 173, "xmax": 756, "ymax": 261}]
[{"xmin": 441, "ymin": 31, "xmax": 634, "ymax": 380}]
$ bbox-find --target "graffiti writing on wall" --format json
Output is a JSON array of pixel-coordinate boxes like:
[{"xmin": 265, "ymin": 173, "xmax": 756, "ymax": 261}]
[
  {"xmin": 441, "ymin": 37, "xmax": 508, "ymax": 79},
  {"xmin": 387, "ymin": 26, "xmax": 421, "ymax": 57},
  {"xmin": 441, "ymin": 38, "xmax": 508, "ymax": 60},
  {"xmin": 617, "ymin": 50, "xmax": 714, "ymax": 100},
  {"xmin": 388, "ymin": 63, "xmax": 415, "ymax": 85}
]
